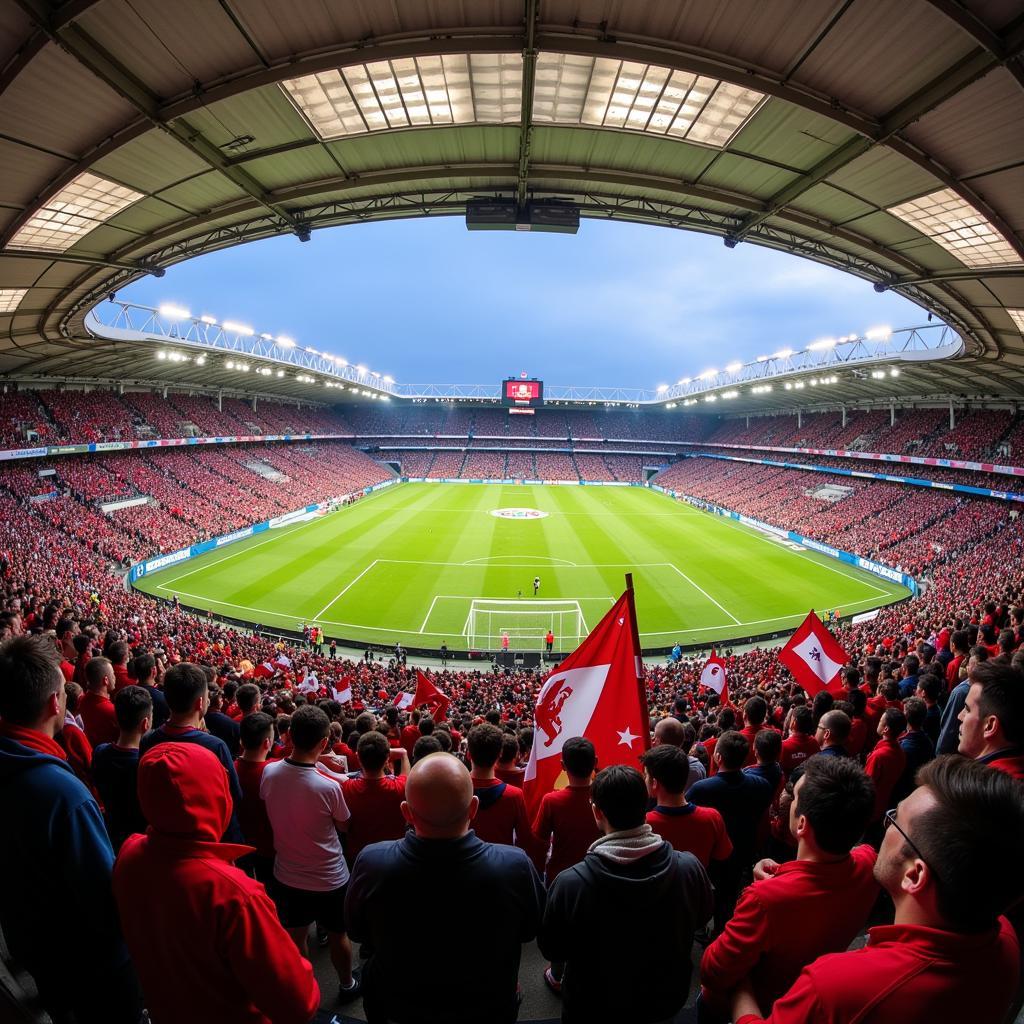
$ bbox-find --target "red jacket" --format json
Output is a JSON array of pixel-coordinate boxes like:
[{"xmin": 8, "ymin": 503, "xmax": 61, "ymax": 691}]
[
  {"xmin": 113, "ymin": 743, "xmax": 319, "ymax": 1024},
  {"xmin": 78, "ymin": 691, "xmax": 119, "ymax": 747},
  {"xmin": 532, "ymin": 784, "xmax": 601, "ymax": 882},
  {"xmin": 737, "ymin": 917, "xmax": 1020, "ymax": 1024},
  {"xmin": 343, "ymin": 773, "xmax": 407, "ymax": 866},
  {"xmin": 472, "ymin": 777, "xmax": 535, "ymax": 855},
  {"xmin": 982, "ymin": 748, "xmax": 1024, "ymax": 781},
  {"xmin": 702, "ymin": 845, "xmax": 879, "ymax": 1011},
  {"xmin": 864, "ymin": 738, "xmax": 906, "ymax": 821},
  {"xmin": 780, "ymin": 733, "xmax": 819, "ymax": 777}
]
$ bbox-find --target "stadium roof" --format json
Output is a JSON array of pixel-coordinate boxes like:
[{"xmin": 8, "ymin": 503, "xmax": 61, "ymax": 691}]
[{"xmin": 0, "ymin": 0, "xmax": 1023, "ymax": 406}]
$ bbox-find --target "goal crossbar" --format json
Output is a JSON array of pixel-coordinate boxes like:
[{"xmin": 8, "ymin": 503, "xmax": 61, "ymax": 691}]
[{"xmin": 465, "ymin": 599, "xmax": 587, "ymax": 651}]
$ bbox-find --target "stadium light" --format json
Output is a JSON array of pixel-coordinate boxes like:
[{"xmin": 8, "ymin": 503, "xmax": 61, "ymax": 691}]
[
  {"xmin": 656, "ymin": 384, "xmax": 669, "ymax": 393},
  {"xmin": 159, "ymin": 303, "xmax": 190, "ymax": 320},
  {"xmin": 871, "ymin": 370, "xmax": 886, "ymax": 379},
  {"xmin": 890, "ymin": 368, "xmax": 900, "ymax": 376},
  {"xmin": 722, "ymin": 390, "xmax": 739, "ymax": 398},
  {"xmin": 222, "ymin": 321, "xmax": 254, "ymax": 336},
  {"xmin": 260, "ymin": 332, "xmax": 273, "ymax": 340},
  {"xmin": 865, "ymin": 325, "xmax": 892, "ymax": 341},
  {"xmin": 678, "ymin": 377, "xmax": 691, "ymax": 385},
  {"xmin": 200, "ymin": 315, "xmax": 217, "ymax": 325},
  {"xmin": 807, "ymin": 337, "xmax": 836, "ymax": 351},
  {"xmin": 276, "ymin": 336, "xmax": 296, "ymax": 347},
  {"xmin": 383, "ymin": 375, "xmax": 395, "ymax": 384},
  {"xmin": 704, "ymin": 395, "xmax": 717, "ymax": 402},
  {"xmin": 773, "ymin": 348, "xmax": 794, "ymax": 359},
  {"xmin": 196, "ymin": 356, "xmax": 206, "ymax": 366},
  {"xmin": 157, "ymin": 351, "xmax": 167, "ymax": 360},
  {"xmin": 755, "ymin": 354, "xmax": 771, "ymax": 362},
  {"xmin": 699, "ymin": 368, "xmax": 717, "ymax": 380},
  {"xmin": 226, "ymin": 361, "xmax": 234, "ymax": 369},
  {"xmin": 336, "ymin": 358, "xmax": 348, "ymax": 367},
  {"xmin": 355, "ymin": 365, "xmax": 368, "ymax": 374},
  {"xmin": 725, "ymin": 361, "xmax": 743, "ymax": 373}
]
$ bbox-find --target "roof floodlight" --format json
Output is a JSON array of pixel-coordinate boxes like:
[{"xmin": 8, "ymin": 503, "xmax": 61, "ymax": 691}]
[
  {"xmin": 865, "ymin": 326, "xmax": 893, "ymax": 341},
  {"xmin": 773, "ymin": 348, "xmax": 794, "ymax": 358},
  {"xmin": 159, "ymin": 303, "xmax": 190, "ymax": 320},
  {"xmin": 222, "ymin": 321, "xmax": 254, "ymax": 336},
  {"xmin": 807, "ymin": 337, "xmax": 836, "ymax": 351},
  {"xmin": 725, "ymin": 361, "xmax": 743, "ymax": 373},
  {"xmin": 276, "ymin": 335, "xmax": 296, "ymax": 347},
  {"xmin": 200, "ymin": 315, "xmax": 217, "ymax": 325}
]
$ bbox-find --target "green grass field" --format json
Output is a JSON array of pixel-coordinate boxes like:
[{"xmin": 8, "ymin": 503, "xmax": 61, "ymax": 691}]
[{"xmin": 133, "ymin": 483, "xmax": 910, "ymax": 652}]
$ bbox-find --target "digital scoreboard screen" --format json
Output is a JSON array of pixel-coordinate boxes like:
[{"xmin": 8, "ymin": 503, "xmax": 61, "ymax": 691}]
[{"xmin": 502, "ymin": 378, "xmax": 544, "ymax": 407}]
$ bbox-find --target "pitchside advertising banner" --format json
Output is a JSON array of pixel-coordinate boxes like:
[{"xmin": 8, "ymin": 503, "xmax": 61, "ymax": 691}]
[
  {"xmin": 653, "ymin": 487, "xmax": 919, "ymax": 595},
  {"xmin": 128, "ymin": 478, "xmax": 399, "ymax": 583}
]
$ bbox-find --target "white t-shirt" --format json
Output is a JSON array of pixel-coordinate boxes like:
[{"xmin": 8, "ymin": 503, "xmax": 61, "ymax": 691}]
[{"xmin": 260, "ymin": 759, "xmax": 351, "ymax": 891}]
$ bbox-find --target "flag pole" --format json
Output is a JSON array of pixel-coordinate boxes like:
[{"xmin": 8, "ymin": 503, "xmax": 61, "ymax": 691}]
[{"xmin": 624, "ymin": 573, "xmax": 652, "ymax": 749}]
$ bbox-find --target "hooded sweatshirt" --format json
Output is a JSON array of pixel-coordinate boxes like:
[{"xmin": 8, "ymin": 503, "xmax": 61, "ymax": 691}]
[
  {"xmin": 113, "ymin": 742, "xmax": 319, "ymax": 1024},
  {"xmin": 539, "ymin": 825, "xmax": 714, "ymax": 1024},
  {"xmin": 0, "ymin": 722, "xmax": 129, "ymax": 994}
]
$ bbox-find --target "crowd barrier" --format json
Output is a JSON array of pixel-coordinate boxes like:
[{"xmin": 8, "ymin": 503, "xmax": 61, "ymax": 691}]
[{"xmin": 648, "ymin": 483, "xmax": 919, "ymax": 595}]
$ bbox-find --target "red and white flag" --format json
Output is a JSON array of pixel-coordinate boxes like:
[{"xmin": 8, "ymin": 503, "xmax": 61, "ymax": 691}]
[
  {"xmin": 297, "ymin": 669, "xmax": 319, "ymax": 695},
  {"xmin": 699, "ymin": 651, "xmax": 729, "ymax": 705},
  {"xmin": 252, "ymin": 660, "xmax": 275, "ymax": 679},
  {"xmin": 779, "ymin": 611, "xmax": 850, "ymax": 697},
  {"xmin": 413, "ymin": 671, "xmax": 450, "ymax": 722},
  {"xmin": 331, "ymin": 677, "xmax": 353, "ymax": 704},
  {"xmin": 275, "ymin": 654, "xmax": 293, "ymax": 669},
  {"xmin": 524, "ymin": 587, "xmax": 649, "ymax": 817},
  {"xmin": 392, "ymin": 691, "xmax": 415, "ymax": 710}
]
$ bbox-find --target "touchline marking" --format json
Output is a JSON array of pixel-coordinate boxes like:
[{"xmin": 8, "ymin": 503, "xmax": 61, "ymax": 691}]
[
  {"xmin": 666, "ymin": 563, "xmax": 742, "ymax": 624},
  {"xmin": 312, "ymin": 560, "xmax": 379, "ymax": 621}
]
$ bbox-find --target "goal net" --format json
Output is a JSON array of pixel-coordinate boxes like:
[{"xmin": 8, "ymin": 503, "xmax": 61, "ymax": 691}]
[{"xmin": 465, "ymin": 599, "xmax": 586, "ymax": 652}]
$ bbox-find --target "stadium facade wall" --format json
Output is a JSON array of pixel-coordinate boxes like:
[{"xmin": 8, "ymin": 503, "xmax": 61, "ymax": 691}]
[
  {"xmin": 690, "ymin": 453, "xmax": 1024, "ymax": 504},
  {"xmin": 648, "ymin": 484, "xmax": 919, "ymax": 595}
]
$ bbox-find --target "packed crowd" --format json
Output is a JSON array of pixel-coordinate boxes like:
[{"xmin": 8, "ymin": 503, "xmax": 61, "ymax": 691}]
[
  {"xmin": 655, "ymin": 457, "xmax": 1012, "ymax": 576},
  {"xmin": 1, "ymin": 479, "xmax": 1023, "ymax": 1021}
]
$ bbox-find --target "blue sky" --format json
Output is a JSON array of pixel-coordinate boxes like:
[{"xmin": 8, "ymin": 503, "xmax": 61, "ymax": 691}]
[{"xmin": 120, "ymin": 217, "xmax": 924, "ymax": 390}]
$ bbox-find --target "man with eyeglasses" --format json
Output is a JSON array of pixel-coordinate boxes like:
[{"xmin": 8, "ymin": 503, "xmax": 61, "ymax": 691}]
[{"xmin": 730, "ymin": 755, "xmax": 1024, "ymax": 1024}]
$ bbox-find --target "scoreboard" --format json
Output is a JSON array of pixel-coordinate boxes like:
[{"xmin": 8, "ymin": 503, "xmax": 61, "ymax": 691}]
[{"xmin": 502, "ymin": 378, "xmax": 544, "ymax": 408}]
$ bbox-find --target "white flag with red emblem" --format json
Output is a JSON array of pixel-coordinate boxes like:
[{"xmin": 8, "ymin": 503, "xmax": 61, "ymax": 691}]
[
  {"xmin": 392, "ymin": 691, "xmax": 414, "ymax": 710},
  {"xmin": 330, "ymin": 678, "xmax": 353, "ymax": 704},
  {"xmin": 779, "ymin": 610, "xmax": 850, "ymax": 697},
  {"xmin": 699, "ymin": 651, "xmax": 729, "ymax": 704},
  {"xmin": 523, "ymin": 586, "xmax": 649, "ymax": 817}
]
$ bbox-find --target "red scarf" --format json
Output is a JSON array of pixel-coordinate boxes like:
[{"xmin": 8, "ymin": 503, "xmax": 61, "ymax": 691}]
[{"xmin": 0, "ymin": 722, "xmax": 67, "ymax": 760}]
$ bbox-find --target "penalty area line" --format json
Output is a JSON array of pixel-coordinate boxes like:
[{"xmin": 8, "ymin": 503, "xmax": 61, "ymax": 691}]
[
  {"xmin": 667, "ymin": 563, "xmax": 741, "ymax": 624},
  {"xmin": 312, "ymin": 560, "xmax": 379, "ymax": 621}
]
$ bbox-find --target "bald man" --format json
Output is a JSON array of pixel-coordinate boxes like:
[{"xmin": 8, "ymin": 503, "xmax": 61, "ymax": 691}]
[
  {"xmin": 346, "ymin": 753, "xmax": 545, "ymax": 1024},
  {"xmin": 653, "ymin": 715, "xmax": 706, "ymax": 790}
]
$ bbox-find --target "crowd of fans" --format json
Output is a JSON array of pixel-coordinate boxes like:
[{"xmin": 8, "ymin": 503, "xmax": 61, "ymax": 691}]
[{"xmin": 1, "ymin": 459, "xmax": 1023, "ymax": 1020}]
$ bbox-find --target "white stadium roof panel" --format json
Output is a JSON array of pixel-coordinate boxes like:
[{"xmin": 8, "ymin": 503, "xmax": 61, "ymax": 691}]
[
  {"xmin": 5, "ymin": 172, "xmax": 144, "ymax": 253},
  {"xmin": 0, "ymin": 289, "xmax": 27, "ymax": 314},
  {"xmin": 886, "ymin": 189, "xmax": 1024, "ymax": 269}
]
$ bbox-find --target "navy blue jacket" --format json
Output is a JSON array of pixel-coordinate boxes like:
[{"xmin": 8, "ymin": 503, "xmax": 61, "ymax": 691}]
[
  {"xmin": 744, "ymin": 761, "xmax": 783, "ymax": 793},
  {"xmin": 897, "ymin": 729, "xmax": 936, "ymax": 800},
  {"xmin": 92, "ymin": 742, "xmax": 146, "ymax": 851},
  {"xmin": 898, "ymin": 674, "xmax": 920, "ymax": 699},
  {"xmin": 347, "ymin": 831, "xmax": 544, "ymax": 1024},
  {"xmin": 140, "ymin": 724, "xmax": 244, "ymax": 842},
  {"xmin": 204, "ymin": 709, "xmax": 241, "ymax": 757},
  {"xmin": 0, "ymin": 733, "xmax": 130, "ymax": 995},
  {"xmin": 139, "ymin": 682, "xmax": 170, "ymax": 729},
  {"xmin": 937, "ymin": 680, "xmax": 969, "ymax": 755},
  {"xmin": 688, "ymin": 770, "xmax": 773, "ymax": 865}
]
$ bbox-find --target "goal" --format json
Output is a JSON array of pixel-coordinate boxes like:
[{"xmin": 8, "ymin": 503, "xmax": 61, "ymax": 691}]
[{"xmin": 465, "ymin": 599, "xmax": 587, "ymax": 652}]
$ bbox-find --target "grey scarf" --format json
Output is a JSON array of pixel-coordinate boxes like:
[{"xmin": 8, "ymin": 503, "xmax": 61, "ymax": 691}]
[{"xmin": 589, "ymin": 824, "xmax": 665, "ymax": 864}]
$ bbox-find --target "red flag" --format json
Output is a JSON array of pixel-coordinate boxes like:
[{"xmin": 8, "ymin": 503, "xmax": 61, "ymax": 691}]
[
  {"xmin": 699, "ymin": 650, "xmax": 729, "ymax": 705},
  {"xmin": 779, "ymin": 611, "xmax": 850, "ymax": 697},
  {"xmin": 331, "ymin": 679, "xmax": 353, "ymax": 704},
  {"xmin": 252, "ymin": 660, "xmax": 275, "ymax": 679},
  {"xmin": 413, "ymin": 671, "xmax": 450, "ymax": 722},
  {"xmin": 524, "ymin": 586, "xmax": 649, "ymax": 817}
]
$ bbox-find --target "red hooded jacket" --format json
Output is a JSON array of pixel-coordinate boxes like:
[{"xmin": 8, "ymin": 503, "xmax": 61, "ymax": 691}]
[{"xmin": 113, "ymin": 743, "xmax": 319, "ymax": 1024}]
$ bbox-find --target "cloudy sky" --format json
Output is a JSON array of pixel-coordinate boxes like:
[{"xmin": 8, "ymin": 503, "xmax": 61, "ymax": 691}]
[{"xmin": 120, "ymin": 216, "xmax": 925, "ymax": 390}]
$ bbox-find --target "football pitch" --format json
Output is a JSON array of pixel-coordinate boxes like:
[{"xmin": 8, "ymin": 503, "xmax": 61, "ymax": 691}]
[{"xmin": 133, "ymin": 482, "xmax": 910, "ymax": 652}]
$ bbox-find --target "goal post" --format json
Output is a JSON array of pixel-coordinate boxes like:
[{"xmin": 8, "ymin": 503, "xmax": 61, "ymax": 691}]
[{"xmin": 465, "ymin": 599, "xmax": 587, "ymax": 651}]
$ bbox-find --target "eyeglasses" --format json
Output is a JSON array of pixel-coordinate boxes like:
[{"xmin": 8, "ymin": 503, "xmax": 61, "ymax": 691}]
[{"xmin": 883, "ymin": 807, "xmax": 939, "ymax": 882}]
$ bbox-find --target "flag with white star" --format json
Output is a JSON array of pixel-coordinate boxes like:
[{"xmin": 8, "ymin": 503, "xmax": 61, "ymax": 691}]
[{"xmin": 524, "ymin": 588, "xmax": 649, "ymax": 816}]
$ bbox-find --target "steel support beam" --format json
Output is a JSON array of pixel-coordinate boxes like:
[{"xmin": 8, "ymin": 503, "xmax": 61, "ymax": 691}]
[{"xmin": 515, "ymin": 0, "xmax": 538, "ymax": 208}]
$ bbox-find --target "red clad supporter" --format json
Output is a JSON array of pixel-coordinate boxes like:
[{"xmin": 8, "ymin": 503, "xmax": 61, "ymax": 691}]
[
  {"xmin": 732, "ymin": 756, "xmax": 1024, "ymax": 1024},
  {"xmin": 468, "ymin": 723, "xmax": 535, "ymax": 852},
  {"xmin": 113, "ymin": 742, "xmax": 320, "ymax": 1024},
  {"xmin": 494, "ymin": 730, "xmax": 527, "ymax": 787},
  {"xmin": 701, "ymin": 755, "xmax": 878, "ymax": 1017},
  {"xmin": 642, "ymin": 744, "xmax": 732, "ymax": 867},
  {"xmin": 342, "ymin": 730, "xmax": 409, "ymax": 866},
  {"xmin": 779, "ymin": 706, "xmax": 819, "ymax": 776},
  {"xmin": 531, "ymin": 736, "xmax": 601, "ymax": 882},
  {"xmin": 233, "ymin": 712, "xmax": 277, "ymax": 884},
  {"xmin": 865, "ymin": 708, "xmax": 908, "ymax": 822},
  {"xmin": 399, "ymin": 708, "xmax": 421, "ymax": 755},
  {"xmin": 78, "ymin": 655, "xmax": 120, "ymax": 747},
  {"xmin": 739, "ymin": 696, "xmax": 774, "ymax": 767},
  {"xmin": 958, "ymin": 660, "xmax": 1024, "ymax": 779}
]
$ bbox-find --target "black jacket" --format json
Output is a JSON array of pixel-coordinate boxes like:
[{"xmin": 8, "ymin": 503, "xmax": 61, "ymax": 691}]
[
  {"xmin": 347, "ymin": 831, "xmax": 545, "ymax": 1024},
  {"xmin": 539, "ymin": 839, "xmax": 713, "ymax": 1024}
]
